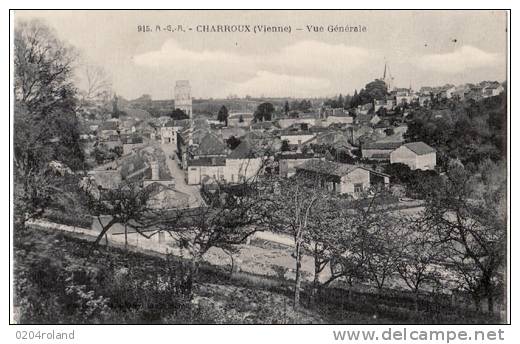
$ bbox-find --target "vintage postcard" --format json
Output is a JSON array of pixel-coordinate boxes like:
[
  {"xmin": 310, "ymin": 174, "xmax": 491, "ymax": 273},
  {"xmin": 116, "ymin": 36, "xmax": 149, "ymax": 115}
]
[{"xmin": 10, "ymin": 9, "xmax": 509, "ymax": 328}]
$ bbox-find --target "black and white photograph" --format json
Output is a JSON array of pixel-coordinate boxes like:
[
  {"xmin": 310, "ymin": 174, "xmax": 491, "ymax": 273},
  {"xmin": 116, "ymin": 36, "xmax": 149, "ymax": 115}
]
[{"xmin": 9, "ymin": 8, "xmax": 510, "ymax": 331}]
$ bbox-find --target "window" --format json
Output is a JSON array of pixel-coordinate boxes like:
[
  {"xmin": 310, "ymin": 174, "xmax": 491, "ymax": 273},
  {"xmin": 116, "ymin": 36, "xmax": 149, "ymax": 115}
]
[{"xmin": 354, "ymin": 183, "xmax": 363, "ymax": 193}]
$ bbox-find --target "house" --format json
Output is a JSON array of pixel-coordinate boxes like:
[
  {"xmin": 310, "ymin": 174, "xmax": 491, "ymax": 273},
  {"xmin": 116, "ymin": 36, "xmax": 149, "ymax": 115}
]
[
  {"xmin": 145, "ymin": 182, "xmax": 191, "ymax": 209},
  {"xmin": 356, "ymin": 112, "xmax": 380, "ymax": 126},
  {"xmin": 347, "ymin": 125, "xmax": 374, "ymax": 146},
  {"xmin": 121, "ymin": 134, "xmax": 145, "ymax": 155},
  {"xmin": 465, "ymin": 85, "xmax": 484, "ymax": 100},
  {"xmin": 277, "ymin": 152, "xmax": 323, "ymax": 178},
  {"xmin": 361, "ymin": 141, "xmax": 403, "ymax": 160},
  {"xmin": 483, "ymin": 84, "xmax": 504, "ymax": 97},
  {"xmin": 394, "ymin": 88, "xmax": 415, "ymax": 105},
  {"xmin": 190, "ymin": 132, "xmax": 228, "ymax": 159},
  {"xmin": 279, "ymin": 124, "xmax": 316, "ymax": 147},
  {"xmin": 224, "ymin": 140, "xmax": 265, "ymax": 184},
  {"xmin": 295, "ymin": 160, "xmax": 389, "ymax": 196},
  {"xmin": 160, "ymin": 119, "xmax": 186, "ymax": 147},
  {"xmin": 390, "ymin": 141, "xmax": 436, "ymax": 170},
  {"xmin": 304, "ymin": 131, "xmax": 351, "ymax": 152},
  {"xmin": 277, "ymin": 116, "xmax": 318, "ymax": 129},
  {"xmin": 186, "ymin": 157, "xmax": 226, "ymax": 185},
  {"xmin": 99, "ymin": 121, "xmax": 119, "ymax": 140},
  {"xmin": 177, "ymin": 129, "xmax": 227, "ymax": 169},
  {"xmin": 220, "ymin": 127, "xmax": 247, "ymax": 141},
  {"xmin": 325, "ymin": 112, "xmax": 354, "ymax": 126},
  {"xmin": 356, "ymin": 103, "xmax": 373, "ymax": 115},
  {"xmin": 442, "ymin": 85, "xmax": 457, "ymax": 99},
  {"xmin": 374, "ymin": 97, "xmax": 395, "ymax": 112},
  {"xmin": 418, "ymin": 94, "xmax": 431, "ymax": 106}
]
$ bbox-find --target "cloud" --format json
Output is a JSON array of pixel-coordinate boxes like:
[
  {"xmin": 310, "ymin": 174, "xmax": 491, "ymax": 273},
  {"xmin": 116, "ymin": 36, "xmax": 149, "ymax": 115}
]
[
  {"xmin": 264, "ymin": 40, "xmax": 372, "ymax": 76},
  {"xmin": 134, "ymin": 40, "xmax": 240, "ymax": 66},
  {"xmin": 417, "ymin": 46, "xmax": 501, "ymax": 74},
  {"xmin": 225, "ymin": 71, "xmax": 331, "ymax": 97},
  {"xmin": 132, "ymin": 39, "xmax": 372, "ymax": 97}
]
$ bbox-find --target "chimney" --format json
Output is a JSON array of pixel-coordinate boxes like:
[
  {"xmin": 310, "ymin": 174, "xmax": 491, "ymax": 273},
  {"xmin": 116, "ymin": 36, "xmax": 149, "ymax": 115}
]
[{"xmin": 151, "ymin": 161, "xmax": 159, "ymax": 180}]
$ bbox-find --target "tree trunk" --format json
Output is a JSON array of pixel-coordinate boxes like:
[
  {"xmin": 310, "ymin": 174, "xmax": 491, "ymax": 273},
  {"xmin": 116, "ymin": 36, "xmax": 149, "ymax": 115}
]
[
  {"xmin": 311, "ymin": 249, "xmax": 321, "ymax": 304},
  {"xmin": 473, "ymin": 295, "xmax": 482, "ymax": 312},
  {"xmin": 294, "ymin": 241, "xmax": 302, "ymax": 310},
  {"xmin": 414, "ymin": 291, "xmax": 420, "ymax": 313},
  {"xmin": 348, "ymin": 281, "xmax": 355, "ymax": 302},
  {"xmin": 488, "ymin": 294, "xmax": 494, "ymax": 315},
  {"xmin": 124, "ymin": 223, "xmax": 128, "ymax": 249}
]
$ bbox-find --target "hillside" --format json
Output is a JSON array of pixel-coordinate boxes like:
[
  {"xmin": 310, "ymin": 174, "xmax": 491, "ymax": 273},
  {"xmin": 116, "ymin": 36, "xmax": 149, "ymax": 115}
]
[{"xmin": 13, "ymin": 226, "xmax": 502, "ymax": 324}]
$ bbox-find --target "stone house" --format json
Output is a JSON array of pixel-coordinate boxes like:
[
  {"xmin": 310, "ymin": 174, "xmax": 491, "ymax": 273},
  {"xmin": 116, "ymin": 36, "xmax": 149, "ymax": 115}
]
[
  {"xmin": 390, "ymin": 141, "xmax": 436, "ymax": 170},
  {"xmin": 224, "ymin": 140, "xmax": 264, "ymax": 184},
  {"xmin": 295, "ymin": 160, "xmax": 389, "ymax": 196},
  {"xmin": 277, "ymin": 152, "xmax": 323, "ymax": 178},
  {"xmin": 186, "ymin": 157, "xmax": 226, "ymax": 185},
  {"xmin": 361, "ymin": 141, "xmax": 403, "ymax": 160}
]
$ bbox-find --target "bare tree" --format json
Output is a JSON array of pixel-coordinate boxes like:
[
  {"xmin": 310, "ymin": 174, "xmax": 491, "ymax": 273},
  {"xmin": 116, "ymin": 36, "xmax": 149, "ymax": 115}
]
[
  {"xmin": 153, "ymin": 174, "xmax": 275, "ymax": 281},
  {"xmin": 80, "ymin": 179, "xmax": 161, "ymax": 249},
  {"xmin": 14, "ymin": 19, "xmax": 77, "ymax": 116},
  {"xmin": 396, "ymin": 214, "xmax": 443, "ymax": 312},
  {"xmin": 423, "ymin": 161, "xmax": 507, "ymax": 314},
  {"xmin": 78, "ymin": 64, "xmax": 112, "ymax": 104},
  {"xmin": 319, "ymin": 188, "xmax": 397, "ymax": 298},
  {"xmin": 268, "ymin": 160, "xmax": 339, "ymax": 309}
]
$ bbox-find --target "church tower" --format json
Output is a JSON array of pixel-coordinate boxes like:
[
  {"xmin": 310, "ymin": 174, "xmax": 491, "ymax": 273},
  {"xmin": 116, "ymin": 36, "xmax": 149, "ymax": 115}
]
[{"xmin": 382, "ymin": 62, "xmax": 394, "ymax": 92}]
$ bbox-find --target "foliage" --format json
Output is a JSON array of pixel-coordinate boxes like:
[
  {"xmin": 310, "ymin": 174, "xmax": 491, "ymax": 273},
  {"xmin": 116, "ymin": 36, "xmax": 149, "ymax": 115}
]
[
  {"xmin": 217, "ymin": 105, "xmax": 229, "ymax": 125},
  {"xmin": 92, "ymin": 143, "xmax": 123, "ymax": 165},
  {"xmin": 254, "ymin": 102, "xmax": 275, "ymax": 122},
  {"xmin": 170, "ymin": 108, "xmax": 189, "ymax": 120},
  {"xmin": 226, "ymin": 135, "xmax": 241, "ymax": 150},
  {"xmin": 290, "ymin": 99, "xmax": 312, "ymax": 112},
  {"xmin": 404, "ymin": 93, "xmax": 506, "ymax": 167},
  {"xmin": 13, "ymin": 227, "xmax": 194, "ymax": 324},
  {"xmin": 14, "ymin": 19, "xmax": 86, "ymax": 227},
  {"xmin": 422, "ymin": 161, "xmax": 507, "ymax": 313},
  {"xmin": 350, "ymin": 80, "xmax": 388, "ymax": 108},
  {"xmin": 280, "ymin": 139, "xmax": 291, "ymax": 152}
]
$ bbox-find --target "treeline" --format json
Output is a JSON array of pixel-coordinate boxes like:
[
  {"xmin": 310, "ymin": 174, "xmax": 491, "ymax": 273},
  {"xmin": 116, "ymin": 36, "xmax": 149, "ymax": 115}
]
[
  {"xmin": 405, "ymin": 92, "xmax": 507, "ymax": 167},
  {"xmin": 323, "ymin": 79, "xmax": 389, "ymax": 109}
]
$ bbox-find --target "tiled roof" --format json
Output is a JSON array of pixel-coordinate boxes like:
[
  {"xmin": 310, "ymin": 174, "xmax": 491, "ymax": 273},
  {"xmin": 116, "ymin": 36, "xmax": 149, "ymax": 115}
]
[
  {"xmin": 195, "ymin": 133, "xmax": 227, "ymax": 156},
  {"xmin": 362, "ymin": 141, "xmax": 402, "ymax": 150},
  {"xmin": 296, "ymin": 160, "xmax": 360, "ymax": 177},
  {"xmin": 227, "ymin": 140, "xmax": 258, "ymax": 159},
  {"xmin": 402, "ymin": 142, "xmax": 436, "ymax": 155}
]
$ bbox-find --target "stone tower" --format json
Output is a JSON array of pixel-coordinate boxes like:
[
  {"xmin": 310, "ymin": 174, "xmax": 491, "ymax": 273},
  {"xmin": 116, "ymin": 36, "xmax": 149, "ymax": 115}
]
[{"xmin": 174, "ymin": 80, "xmax": 192, "ymax": 118}]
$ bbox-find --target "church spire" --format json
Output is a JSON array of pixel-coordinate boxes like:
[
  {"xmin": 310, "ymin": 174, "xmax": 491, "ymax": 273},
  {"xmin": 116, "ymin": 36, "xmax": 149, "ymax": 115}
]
[{"xmin": 382, "ymin": 60, "xmax": 393, "ymax": 91}]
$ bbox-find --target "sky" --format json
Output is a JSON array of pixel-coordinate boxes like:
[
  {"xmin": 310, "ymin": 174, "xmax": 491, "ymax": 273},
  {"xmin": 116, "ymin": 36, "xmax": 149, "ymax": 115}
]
[{"xmin": 14, "ymin": 10, "xmax": 508, "ymax": 100}]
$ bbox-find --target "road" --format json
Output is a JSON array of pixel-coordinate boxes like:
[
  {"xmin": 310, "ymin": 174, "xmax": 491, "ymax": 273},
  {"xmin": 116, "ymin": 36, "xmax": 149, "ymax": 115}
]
[{"xmin": 159, "ymin": 143, "xmax": 204, "ymax": 207}]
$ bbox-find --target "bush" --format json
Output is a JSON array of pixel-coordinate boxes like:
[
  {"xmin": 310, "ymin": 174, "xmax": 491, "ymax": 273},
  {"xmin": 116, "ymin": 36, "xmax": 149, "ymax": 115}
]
[
  {"xmin": 13, "ymin": 230, "xmax": 195, "ymax": 324},
  {"xmin": 43, "ymin": 209, "xmax": 93, "ymax": 228}
]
